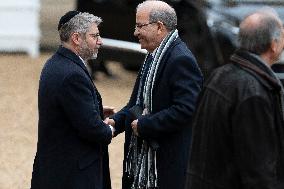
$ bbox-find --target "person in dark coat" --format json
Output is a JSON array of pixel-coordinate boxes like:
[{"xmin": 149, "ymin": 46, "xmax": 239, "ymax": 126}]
[
  {"xmin": 105, "ymin": 1, "xmax": 203, "ymax": 189},
  {"xmin": 30, "ymin": 11, "xmax": 115, "ymax": 189},
  {"xmin": 185, "ymin": 8, "xmax": 284, "ymax": 189}
]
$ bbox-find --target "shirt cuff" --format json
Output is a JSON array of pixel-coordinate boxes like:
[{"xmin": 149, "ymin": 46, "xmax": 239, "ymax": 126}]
[{"xmin": 109, "ymin": 125, "xmax": 116, "ymax": 133}]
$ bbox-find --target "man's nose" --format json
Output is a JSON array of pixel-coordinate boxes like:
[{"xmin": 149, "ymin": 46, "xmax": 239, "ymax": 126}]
[
  {"xmin": 97, "ymin": 36, "xmax": 103, "ymax": 45},
  {"xmin": 134, "ymin": 29, "xmax": 139, "ymax": 37}
]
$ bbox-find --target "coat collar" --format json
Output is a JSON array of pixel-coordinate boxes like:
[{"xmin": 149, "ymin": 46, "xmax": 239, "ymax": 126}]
[
  {"xmin": 153, "ymin": 37, "xmax": 182, "ymax": 81},
  {"xmin": 230, "ymin": 50, "xmax": 281, "ymax": 91},
  {"xmin": 56, "ymin": 45, "xmax": 93, "ymax": 82}
]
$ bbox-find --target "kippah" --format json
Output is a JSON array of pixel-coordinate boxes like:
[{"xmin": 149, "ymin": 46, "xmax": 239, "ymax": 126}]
[{"xmin": 58, "ymin": 10, "xmax": 80, "ymax": 31}]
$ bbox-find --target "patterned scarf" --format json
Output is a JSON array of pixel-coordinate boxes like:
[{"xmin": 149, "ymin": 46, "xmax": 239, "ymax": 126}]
[{"xmin": 126, "ymin": 29, "xmax": 179, "ymax": 189}]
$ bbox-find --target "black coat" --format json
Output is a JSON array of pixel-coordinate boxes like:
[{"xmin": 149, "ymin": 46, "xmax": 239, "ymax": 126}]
[
  {"xmin": 113, "ymin": 37, "xmax": 203, "ymax": 189},
  {"xmin": 31, "ymin": 46, "xmax": 112, "ymax": 189},
  {"xmin": 186, "ymin": 50, "xmax": 284, "ymax": 189}
]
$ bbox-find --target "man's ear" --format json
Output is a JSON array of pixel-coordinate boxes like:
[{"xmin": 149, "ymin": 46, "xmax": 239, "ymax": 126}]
[
  {"xmin": 270, "ymin": 39, "xmax": 278, "ymax": 53},
  {"xmin": 70, "ymin": 32, "xmax": 81, "ymax": 45},
  {"xmin": 267, "ymin": 39, "xmax": 281, "ymax": 64},
  {"xmin": 157, "ymin": 21, "xmax": 167, "ymax": 34},
  {"xmin": 270, "ymin": 40, "xmax": 277, "ymax": 52}
]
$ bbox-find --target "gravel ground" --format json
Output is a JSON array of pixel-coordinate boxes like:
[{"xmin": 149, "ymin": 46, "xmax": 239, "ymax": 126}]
[{"xmin": 0, "ymin": 52, "xmax": 136, "ymax": 189}]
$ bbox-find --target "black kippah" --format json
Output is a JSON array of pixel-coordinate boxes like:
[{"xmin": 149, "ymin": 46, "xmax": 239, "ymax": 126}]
[{"xmin": 58, "ymin": 10, "xmax": 80, "ymax": 31}]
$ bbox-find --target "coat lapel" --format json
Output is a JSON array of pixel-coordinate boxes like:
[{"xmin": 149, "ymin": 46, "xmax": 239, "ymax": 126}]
[
  {"xmin": 153, "ymin": 37, "xmax": 181, "ymax": 87},
  {"xmin": 57, "ymin": 46, "xmax": 93, "ymax": 81}
]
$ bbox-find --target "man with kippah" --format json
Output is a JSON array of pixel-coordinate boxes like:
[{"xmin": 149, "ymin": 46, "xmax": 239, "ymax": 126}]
[{"xmin": 30, "ymin": 11, "xmax": 114, "ymax": 189}]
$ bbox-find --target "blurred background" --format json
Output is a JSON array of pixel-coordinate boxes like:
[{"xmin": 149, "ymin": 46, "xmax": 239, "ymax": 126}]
[{"xmin": 1, "ymin": 0, "xmax": 284, "ymax": 188}]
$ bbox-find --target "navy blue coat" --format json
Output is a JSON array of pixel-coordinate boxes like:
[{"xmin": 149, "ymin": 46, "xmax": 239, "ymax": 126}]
[
  {"xmin": 113, "ymin": 37, "xmax": 203, "ymax": 189},
  {"xmin": 31, "ymin": 46, "xmax": 112, "ymax": 189}
]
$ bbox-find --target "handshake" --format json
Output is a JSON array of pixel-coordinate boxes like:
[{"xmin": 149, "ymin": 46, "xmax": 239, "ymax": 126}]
[
  {"xmin": 102, "ymin": 105, "xmax": 140, "ymax": 137},
  {"xmin": 102, "ymin": 106, "xmax": 116, "ymax": 137}
]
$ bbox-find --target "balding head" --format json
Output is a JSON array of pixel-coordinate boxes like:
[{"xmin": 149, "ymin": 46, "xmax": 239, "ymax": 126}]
[
  {"xmin": 240, "ymin": 13, "xmax": 266, "ymax": 31},
  {"xmin": 238, "ymin": 8, "xmax": 283, "ymax": 54},
  {"xmin": 137, "ymin": 0, "xmax": 172, "ymax": 11},
  {"xmin": 136, "ymin": 0, "xmax": 177, "ymax": 31}
]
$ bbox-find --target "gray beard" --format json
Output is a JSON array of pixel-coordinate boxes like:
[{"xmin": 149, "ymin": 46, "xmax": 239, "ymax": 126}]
[
  {"xmin": 78, "ymin": 41, "xmax": 97, "ymax": 60},
  {"xmin": 84, "ymin": 53, "xmax": 97, "ymax": 61},
  {"xmin": 79, "ymin": 48, "xmax": 97, "ymax": 61}
]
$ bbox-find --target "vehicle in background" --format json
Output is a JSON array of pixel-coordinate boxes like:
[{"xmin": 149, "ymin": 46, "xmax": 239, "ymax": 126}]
[
  {"xmin": 77, "ymin": 0, "xmax": 284, "ymax": 81},
  {"xmin": 205, "ymin": 0, "xmax": 284, "ymax": 82},
  {"xmin": 77, "ymin": 0, "xmax": 220, "ymax": 79}
]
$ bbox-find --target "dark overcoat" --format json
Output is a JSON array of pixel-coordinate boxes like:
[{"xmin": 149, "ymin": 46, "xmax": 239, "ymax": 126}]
[
  {"xmin": 113, "ymin": 37, "xmax": 203, "ymax": 189},
  {"xmin": 186, "ymin": 50, "xmax": 284, "ymax": 189},
  {"xmin": 31, "ymin": 46, "xmax": 112, "ymax": 189}
]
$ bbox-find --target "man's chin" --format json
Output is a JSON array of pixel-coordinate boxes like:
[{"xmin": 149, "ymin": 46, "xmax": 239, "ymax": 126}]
[
  {"xmin": 85, "ymin": 53, "xmax": 98, "ymax": 61},
  {"xmin": 140, "ymin": 44, "xmax": 151, "ymax": 51}
]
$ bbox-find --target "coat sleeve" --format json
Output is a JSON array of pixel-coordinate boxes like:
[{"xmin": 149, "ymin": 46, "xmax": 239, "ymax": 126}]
[
  {"xmin": 112, "ymin": 68, "xmax": 143, "ymax": 135},
  {"xmin": 232, "ymin": 96, "xmax": 279, "ymax": 189},
  {"xmin": 57, "ymin": 72, "xmax": 112, "ymax": 145},
  {"xmin": 137, "ymin": 55, "xmax": 203, "ymax": 139}
]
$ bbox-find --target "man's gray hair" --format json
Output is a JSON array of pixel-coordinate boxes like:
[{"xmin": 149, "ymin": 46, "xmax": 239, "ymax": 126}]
[
  {"xmin": 59, "ymin": 12, "xmax": 102, "ymax": 42},
  {"xmin": 137, "ymin": 1, "xmax": 177, "ymax": 31},
  {"xmin": 239, "ymin": 8, "xmax": 282, "ymax": 54}
]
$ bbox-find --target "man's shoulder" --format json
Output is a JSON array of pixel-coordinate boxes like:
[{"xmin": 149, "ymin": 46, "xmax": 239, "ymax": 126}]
[
  {"xmin": 167, "ymin": 39, "xmax": 195, "ymax": 63},
  {"xmin": 213, "ymin": 61, "xmax": 256, "ymax": 77},
  {"xmin": 41, "ymin": 52, "xmax": 84, "ymax": 83},
  {"xmin": 207, "ymin": 63, "xmax": 269, "ymax": 99},
  {"xmin": 46, "ymin": 51, "xmax": 81, "ymax": 70},
  {"xmin": 164, "ymin": 42, "xmax": 193, "ymax": 62},
  {"xmin": 210, "ymin": 63, "xmax": 261, "ymax": 85},
  {"xmin": 171, "ymin": 39, "xmax": 191, "ymax": 53}
]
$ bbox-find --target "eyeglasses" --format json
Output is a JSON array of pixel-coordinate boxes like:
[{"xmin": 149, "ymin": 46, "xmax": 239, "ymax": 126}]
[
  {"xmin": 89, "ymin": 33, "xmax": 100, "ymax": 40},
  {"xmin": 135, "ymin": 22, "xmax": 157, "ymax": 30}
]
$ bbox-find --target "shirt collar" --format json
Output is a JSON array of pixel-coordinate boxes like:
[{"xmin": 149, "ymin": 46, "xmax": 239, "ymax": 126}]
[{"xmin": 78, "ymin": 55, "xmax": 87, "ymax": 68}]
